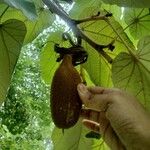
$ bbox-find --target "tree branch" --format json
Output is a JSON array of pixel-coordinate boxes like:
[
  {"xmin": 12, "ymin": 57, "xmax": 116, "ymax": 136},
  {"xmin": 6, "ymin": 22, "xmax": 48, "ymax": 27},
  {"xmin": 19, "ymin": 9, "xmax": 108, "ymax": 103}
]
[
  {"xmin": 42, "ymin": 0, "xmax": 113, "ymax": 63},
  {"xmin": 74, "ymin": 15, "xmax": 108, "ymax": 24}
]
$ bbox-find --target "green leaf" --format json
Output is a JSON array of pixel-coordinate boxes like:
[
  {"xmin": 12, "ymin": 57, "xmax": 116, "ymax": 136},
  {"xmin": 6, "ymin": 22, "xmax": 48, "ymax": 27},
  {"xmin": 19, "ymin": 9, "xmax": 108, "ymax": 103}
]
[
  {"xmin": 40, "ymin": 30, "xmax": 64, "ymax": 84},
  {"xmin": 83, "ymin": 44, "xmax": 113, "ymax": 87},
  {"xmin": 112, "ymin": 36, "xmax": 150, "ymax": 110},
  {"xmin": 24, "ymin": 5, "xmax": 55, "ymax": 43},
  {"xmin": 52, "ymin": 120, "xmax": 94, "ymax": 150},
  {"xmin": 70, "ymin": 0, "xmax": 101, "ymax": 19},
  {"xmin": 3, "ymin": 0, "xmax": 37, "ymax": 20},
  {"xmin": 0, "ymin": 19, "xmax": 26, "ymax": 104},
  {"xmin": 79, "ymin": 8, "xmax": 134, "ymax": 87},
  {"xmin": 102, "ymin": 0, "xmax": 150, "ymax": 8},
  {"xmin": 124, "ymin": 8, "xmax": 150, "ymax": 40},
  {"xmin": 101, "ymin": 3, "xmax": 122, "ymax": 23},
  {"xmin": 0, "ymin": 3, "xmax": 21, "ymax": 20}
]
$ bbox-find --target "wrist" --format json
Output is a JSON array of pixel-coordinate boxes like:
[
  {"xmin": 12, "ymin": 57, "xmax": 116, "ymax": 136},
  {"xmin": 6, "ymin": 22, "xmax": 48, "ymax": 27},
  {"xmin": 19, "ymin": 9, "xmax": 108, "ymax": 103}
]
[
  {"xmin": 139, "ymin": 121, "xmax": 150, "ymax": 150},
  {"xmin": 127, "ymin": 118, "xmax": 150, "ymax": 150}
]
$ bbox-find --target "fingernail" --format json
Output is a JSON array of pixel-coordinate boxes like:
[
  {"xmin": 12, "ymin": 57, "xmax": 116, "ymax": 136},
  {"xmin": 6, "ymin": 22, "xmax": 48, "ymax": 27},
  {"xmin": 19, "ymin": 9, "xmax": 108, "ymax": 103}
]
[{"xmin": 77, "ymin": 84, "xmax": 87, "ymax": 94}]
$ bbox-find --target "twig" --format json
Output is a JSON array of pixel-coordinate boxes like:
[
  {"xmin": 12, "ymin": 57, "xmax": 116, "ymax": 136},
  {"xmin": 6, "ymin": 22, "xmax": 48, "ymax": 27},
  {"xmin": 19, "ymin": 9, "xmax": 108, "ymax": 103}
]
[
  {"xmin": 74, "ymin": 15, "xmax": 108, "ymax": 24},
  {"xmin": 42, "ymin": 0, "xmax": 113, "ymax": 63}
]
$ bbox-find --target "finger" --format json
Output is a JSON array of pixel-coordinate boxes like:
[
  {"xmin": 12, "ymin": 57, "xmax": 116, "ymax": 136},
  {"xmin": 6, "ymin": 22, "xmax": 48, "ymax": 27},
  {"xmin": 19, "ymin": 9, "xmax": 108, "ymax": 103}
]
[
  {"xmin": 88, "ymin": 86, "xmax": 106, "ymax": 94},
  {"xmin": 88, "ymin": 86, "xmax": 115, "ymax": 95},
  {"xmin": 88, "ymin": 86, "xmax": 120, "ymax": 94},
  {"xmin": 85, "ymin": 94, "xmax": 109, "ymax": 111},
  {"xmin": 77, "ymin": 84, "xmax": 109, "ymax": 111},
  {"xmin": 82, "ymin": 119, "xmax": 100, "ymax": 133},
  {"xmin": 80, "ymin": 109, "xmax": 100, "ymax": 122},
  {"xmin": 81, "ymin": 109, "xmax": 109, "ymax": 132},
  {"xmin": 77, "ymin": 83, "xmax": 92, "ymax": 102}
]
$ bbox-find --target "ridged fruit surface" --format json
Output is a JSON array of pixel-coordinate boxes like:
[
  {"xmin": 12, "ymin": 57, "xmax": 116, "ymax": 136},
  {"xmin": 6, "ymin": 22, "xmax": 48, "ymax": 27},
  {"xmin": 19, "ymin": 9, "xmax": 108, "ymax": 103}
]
[{"xmin": 50, "ymin": 54, "xmax": 82, "ymax": 129}]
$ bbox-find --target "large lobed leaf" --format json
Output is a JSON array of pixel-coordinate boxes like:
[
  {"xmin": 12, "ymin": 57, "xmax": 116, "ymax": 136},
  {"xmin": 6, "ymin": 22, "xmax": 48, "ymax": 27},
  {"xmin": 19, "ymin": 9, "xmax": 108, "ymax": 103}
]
[
  {"xmin": 78, "ymin": 8, "xmax": 134, "ymax": 87},
  {"xmin": 40, "ymin": 30, "xmax": 64, "ymax": 84},
  {"xmin": 112, "ymin": 36, "xmax": 150, "ymax": 110},
  {"xmin": 0, "ymin": 19, "xmax": 26, "ymax": 104}
]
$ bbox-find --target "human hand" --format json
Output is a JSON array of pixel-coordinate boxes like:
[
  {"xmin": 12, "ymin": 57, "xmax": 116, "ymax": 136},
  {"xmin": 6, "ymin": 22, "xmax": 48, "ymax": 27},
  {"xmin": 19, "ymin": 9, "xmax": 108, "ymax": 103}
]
[{"xmin": 77, "ymin": 84, "xmax": 150, "ymax": 150}]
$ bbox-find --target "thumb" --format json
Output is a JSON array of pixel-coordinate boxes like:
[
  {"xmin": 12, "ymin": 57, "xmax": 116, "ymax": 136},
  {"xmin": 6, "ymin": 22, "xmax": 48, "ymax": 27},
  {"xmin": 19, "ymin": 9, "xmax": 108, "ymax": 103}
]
[
  {"xmin": 77, "ymin": 83, "xmax": 92, "ymax": 103},
  {"xmin": 82, "ymin": 119, "xmax": 100, "ymax": 133},
  {"xmin": 77, "ymin": 84, "xmax": 109, "ymax": 111}
]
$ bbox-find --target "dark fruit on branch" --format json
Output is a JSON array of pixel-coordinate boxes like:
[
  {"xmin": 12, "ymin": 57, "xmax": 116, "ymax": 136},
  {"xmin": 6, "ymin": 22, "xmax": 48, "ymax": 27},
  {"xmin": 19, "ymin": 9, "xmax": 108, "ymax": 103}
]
[{"xmin": 50, "ymin": 54, "xmax": 82, "ymax": 129}]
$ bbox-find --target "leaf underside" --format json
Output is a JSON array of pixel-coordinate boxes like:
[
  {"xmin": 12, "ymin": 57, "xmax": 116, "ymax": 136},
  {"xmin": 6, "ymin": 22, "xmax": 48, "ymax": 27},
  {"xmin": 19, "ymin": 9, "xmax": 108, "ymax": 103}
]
[
  {"xmin": 112, "ymin": 36, "xmax": 150, "ymax": 110},
  {"xmin": 0, "ymin": 19, "xmax": 26, "ymax": 104}
]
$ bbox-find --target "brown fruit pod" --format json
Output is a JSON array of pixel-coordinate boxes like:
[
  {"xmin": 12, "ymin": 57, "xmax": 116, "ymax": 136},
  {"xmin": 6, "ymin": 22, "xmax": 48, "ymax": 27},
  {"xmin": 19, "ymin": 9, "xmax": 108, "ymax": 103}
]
[{"xmin": 50, "ymin": 54, "xmax": 82, "ymax": 129}]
